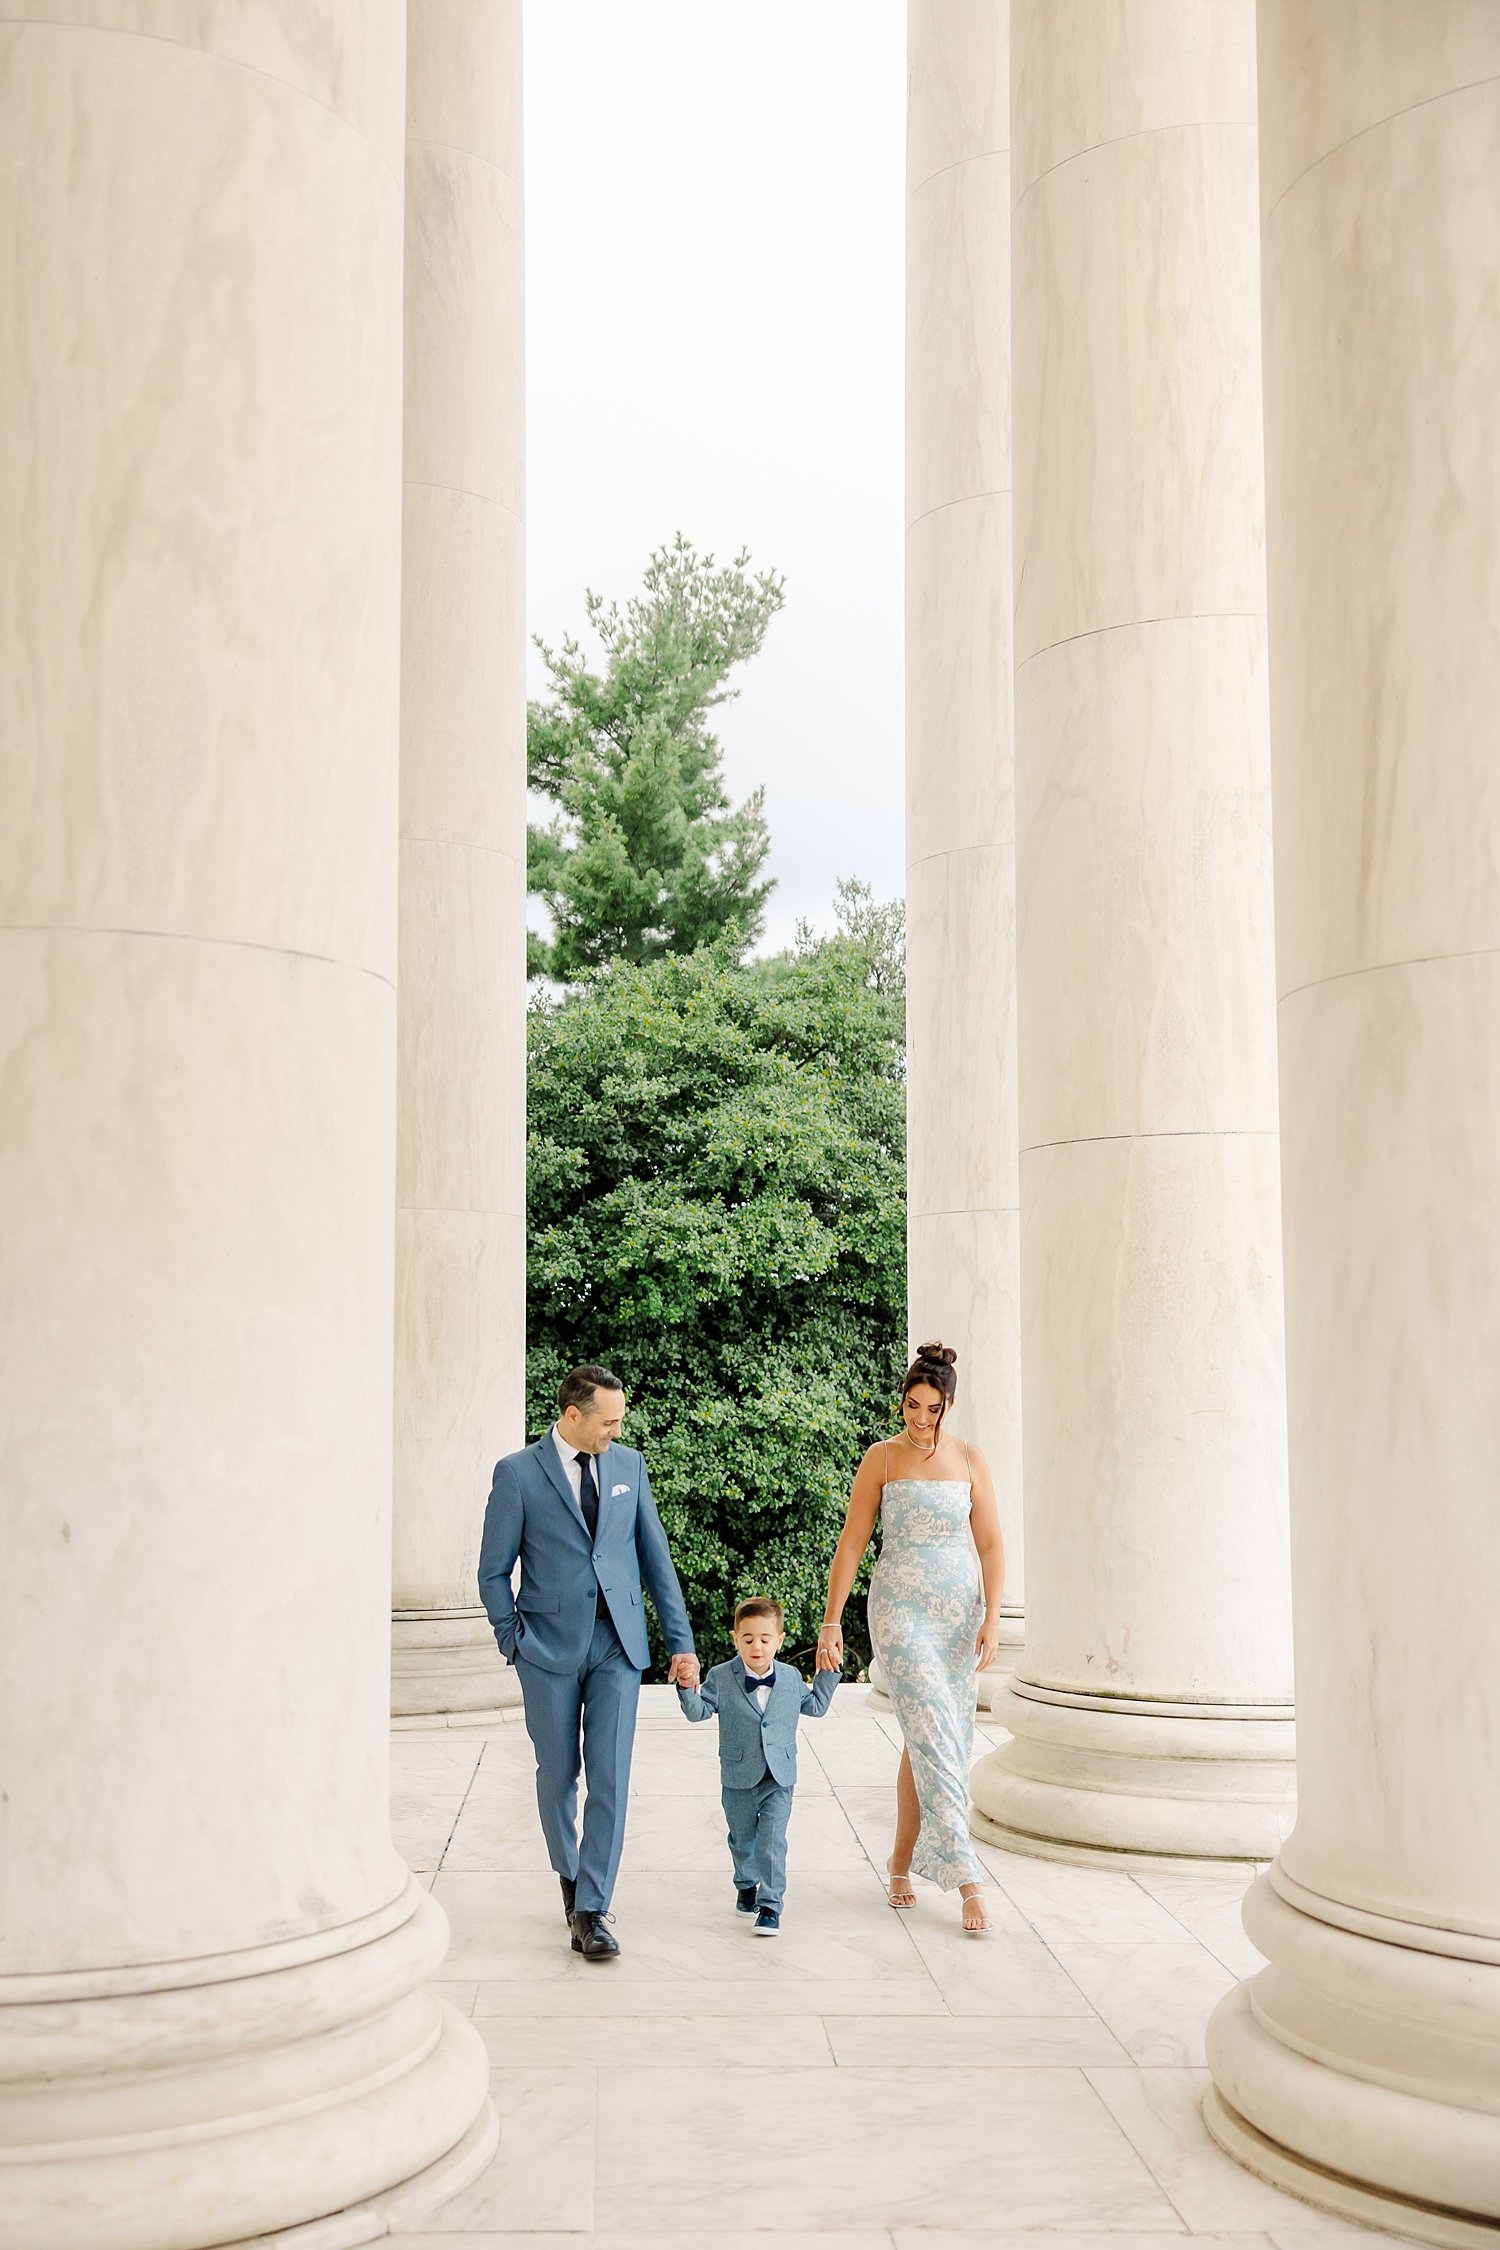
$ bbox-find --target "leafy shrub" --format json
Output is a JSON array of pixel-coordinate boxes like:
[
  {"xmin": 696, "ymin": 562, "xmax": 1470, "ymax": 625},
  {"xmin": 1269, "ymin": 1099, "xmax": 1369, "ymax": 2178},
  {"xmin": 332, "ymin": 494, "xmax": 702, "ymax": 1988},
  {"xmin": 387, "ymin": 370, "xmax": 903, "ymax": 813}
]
[{"xmin": 525, "ymin": 893, "xmax": 905, "ymax": 1669}]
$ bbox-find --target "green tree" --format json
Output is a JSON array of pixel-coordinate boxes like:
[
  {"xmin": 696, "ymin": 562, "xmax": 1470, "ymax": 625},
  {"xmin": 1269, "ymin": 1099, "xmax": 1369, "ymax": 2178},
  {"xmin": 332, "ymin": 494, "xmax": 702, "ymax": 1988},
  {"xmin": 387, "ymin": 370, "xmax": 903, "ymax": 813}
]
[
  {"xmin": 525, "ymin": 889, "xmax": 907, "ymax": 1668},
  {"xmin": 527, "ymin": 536, "xmax": 785, "ymax": 981}
]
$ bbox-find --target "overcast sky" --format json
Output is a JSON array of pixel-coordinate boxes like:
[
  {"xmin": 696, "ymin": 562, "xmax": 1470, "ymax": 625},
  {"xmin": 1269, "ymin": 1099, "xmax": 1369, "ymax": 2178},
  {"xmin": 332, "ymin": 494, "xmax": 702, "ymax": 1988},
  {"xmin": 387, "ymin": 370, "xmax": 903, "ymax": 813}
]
[{"xmin": 524, "ymin": 0, "xmax": 906, "ymax": 954}]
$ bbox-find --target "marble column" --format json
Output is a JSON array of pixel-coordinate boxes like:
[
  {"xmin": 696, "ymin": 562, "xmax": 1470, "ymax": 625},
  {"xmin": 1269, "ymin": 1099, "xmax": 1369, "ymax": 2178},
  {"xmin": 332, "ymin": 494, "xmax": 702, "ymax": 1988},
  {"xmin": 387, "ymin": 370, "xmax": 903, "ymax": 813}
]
[
  {"xmin": 970, "ymin": 0, "xmax": 1296, "ymax": 1862},
  {"xmin": 0, "ymin": 14, "xmax": 493, "ymax": 2245},
  {"xmin": 1206, "ymin": 7, "xmax": 1500, "ymax": 2232},
  {"xmin": 391, "ymin": 0, "xmax": 527, "ymax": 1721},
  {"xmin": 902, "ymin": 0, "xmax": 1023, "ymax": 1711}
]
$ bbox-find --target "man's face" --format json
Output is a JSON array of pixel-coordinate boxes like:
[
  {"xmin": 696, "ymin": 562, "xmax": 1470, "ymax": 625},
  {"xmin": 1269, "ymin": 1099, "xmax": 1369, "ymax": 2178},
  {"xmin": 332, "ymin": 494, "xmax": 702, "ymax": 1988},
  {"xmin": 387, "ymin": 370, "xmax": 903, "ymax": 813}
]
[
  {"xmin": 560, "ymin": 1387, "xmax": 625, "ymax": 1454},
  {"xmin": 733, "ymin": 1615, "xmax": 783, "ymax": 1672}
]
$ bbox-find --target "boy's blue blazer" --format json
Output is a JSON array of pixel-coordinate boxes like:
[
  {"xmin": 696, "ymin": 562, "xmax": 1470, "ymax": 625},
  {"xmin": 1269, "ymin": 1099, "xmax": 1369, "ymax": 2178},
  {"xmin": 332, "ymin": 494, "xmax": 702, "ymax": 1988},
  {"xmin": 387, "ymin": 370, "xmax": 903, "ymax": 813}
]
[{"xmin": 678, "ymin": 1657, "xmax": 837, "ymax": 1786}]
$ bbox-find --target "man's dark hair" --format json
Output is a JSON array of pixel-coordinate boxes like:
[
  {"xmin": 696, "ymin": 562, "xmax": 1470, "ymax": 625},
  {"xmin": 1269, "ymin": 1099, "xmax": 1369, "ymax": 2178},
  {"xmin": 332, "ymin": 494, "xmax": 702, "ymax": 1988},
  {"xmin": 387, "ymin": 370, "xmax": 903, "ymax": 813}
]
[
  {"xmin": 733, "ymin": 1596, "xmax": 784, "ymax": 1628},
  {"xmin": 557, "ymin": 1363, "xmax": 624, "ymax": 1417}
]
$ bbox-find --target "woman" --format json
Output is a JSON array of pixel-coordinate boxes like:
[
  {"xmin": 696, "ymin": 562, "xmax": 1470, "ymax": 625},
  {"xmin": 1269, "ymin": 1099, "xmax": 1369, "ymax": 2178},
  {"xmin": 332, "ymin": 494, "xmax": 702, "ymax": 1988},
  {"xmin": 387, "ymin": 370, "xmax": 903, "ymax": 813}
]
[{"xmin": 818, "ymin": 1343, "xmax": 1004, "ymax": 1935}]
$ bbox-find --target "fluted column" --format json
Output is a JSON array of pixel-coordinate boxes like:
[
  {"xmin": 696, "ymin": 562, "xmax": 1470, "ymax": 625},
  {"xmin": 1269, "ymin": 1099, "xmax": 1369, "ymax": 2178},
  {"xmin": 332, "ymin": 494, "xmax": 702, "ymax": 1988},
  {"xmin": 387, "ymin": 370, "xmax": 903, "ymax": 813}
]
[
  {"xmin": 1206, "ymin": 8, "xmax": 1500, "ymax": 2232},
  {"xmin": 903, "ymin": 0, "xmax": 1023, "ymax": 1708},
  {"xmin": 391, "ymin": 0, "xmax": 527, "ymax": 1720},
  {"xmin": 0, "ymin": 14, "xmax": 493, "ymax": 2245},
  {"xmin": 971, "ymin": 0, "xmax": 1295, "ymax": 1862}
]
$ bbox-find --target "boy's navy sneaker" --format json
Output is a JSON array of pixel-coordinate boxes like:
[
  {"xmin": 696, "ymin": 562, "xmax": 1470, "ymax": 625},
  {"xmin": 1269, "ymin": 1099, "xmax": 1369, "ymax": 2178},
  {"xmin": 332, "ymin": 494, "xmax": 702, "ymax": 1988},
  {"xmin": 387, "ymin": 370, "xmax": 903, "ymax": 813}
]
[
  {"xmin": 735, "ymin": 1885, "xmax": 758, "ymax": 1916},
  {"xmin": 752, "ymin": 1906, "xmax": 780, "ymax": 1937}
]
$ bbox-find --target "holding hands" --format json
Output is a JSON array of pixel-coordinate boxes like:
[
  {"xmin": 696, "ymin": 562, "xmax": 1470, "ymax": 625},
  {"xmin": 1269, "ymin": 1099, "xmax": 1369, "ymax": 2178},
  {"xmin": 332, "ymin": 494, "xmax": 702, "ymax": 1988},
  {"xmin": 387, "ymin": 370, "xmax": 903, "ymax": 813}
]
[
  {"xmin": 815, "ymin": 1619, "xmax": 844, "ymax": 1675},
  {"xmin": 667, "ymin": 1650, "xmax": 701, "ymax": 1691}
]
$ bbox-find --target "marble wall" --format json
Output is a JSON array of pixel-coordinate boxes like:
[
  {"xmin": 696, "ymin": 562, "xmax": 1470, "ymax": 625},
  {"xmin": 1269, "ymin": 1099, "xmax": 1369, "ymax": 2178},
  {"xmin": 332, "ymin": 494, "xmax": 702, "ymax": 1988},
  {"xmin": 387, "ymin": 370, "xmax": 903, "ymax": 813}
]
[
  {"xmin": 0, "ymin": 8, "xmax": 491, "ymax": 2241},
  {"xmin": 391, "ymin": 0, "xmax": 527, "ymax": 1718},
  {"xmin": 971, "ymin": 0, "xmax": 1295, "ymax": 1861},
  {"xmin": 1206, "ymin": 5, "xmax": 1500, "ymax": 2233},
  {"xmin": 905, "ymin": 0, "xmax": 1023, "ymax": 1683}
]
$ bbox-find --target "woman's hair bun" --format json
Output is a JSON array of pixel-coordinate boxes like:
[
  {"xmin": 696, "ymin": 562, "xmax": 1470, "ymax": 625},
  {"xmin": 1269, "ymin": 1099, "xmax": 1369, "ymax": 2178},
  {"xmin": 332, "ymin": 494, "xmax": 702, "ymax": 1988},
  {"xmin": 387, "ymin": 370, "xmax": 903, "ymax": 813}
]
[{"xmin": 915, "ymin": 1340, "xmax": 958, "ymax": 1368}]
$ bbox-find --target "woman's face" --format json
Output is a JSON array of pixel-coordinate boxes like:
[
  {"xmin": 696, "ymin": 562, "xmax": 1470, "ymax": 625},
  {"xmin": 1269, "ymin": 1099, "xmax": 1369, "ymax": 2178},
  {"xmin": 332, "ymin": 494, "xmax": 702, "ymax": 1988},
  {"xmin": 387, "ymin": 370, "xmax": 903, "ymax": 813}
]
[{"xmin": 902, "ymin": 1380, "xmax": 945, "ymax": 1446}]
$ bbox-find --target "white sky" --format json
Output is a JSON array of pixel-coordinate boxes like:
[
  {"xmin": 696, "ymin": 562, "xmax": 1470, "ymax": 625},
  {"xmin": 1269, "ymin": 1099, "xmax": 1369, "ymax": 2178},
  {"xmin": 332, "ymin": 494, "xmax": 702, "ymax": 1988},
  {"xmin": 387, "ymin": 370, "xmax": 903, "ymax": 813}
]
[{"xmin": 524, "ymin": 0, "xmax": 906, "ymax": 954}]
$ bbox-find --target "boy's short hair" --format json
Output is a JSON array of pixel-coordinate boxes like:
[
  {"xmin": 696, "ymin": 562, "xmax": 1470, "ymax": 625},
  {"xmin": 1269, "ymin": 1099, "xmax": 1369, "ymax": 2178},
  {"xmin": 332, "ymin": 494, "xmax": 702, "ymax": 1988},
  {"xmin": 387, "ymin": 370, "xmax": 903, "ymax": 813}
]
[{"xmin": 733, "ymin": 1596, "xmax": 784, "ymax": 1629}]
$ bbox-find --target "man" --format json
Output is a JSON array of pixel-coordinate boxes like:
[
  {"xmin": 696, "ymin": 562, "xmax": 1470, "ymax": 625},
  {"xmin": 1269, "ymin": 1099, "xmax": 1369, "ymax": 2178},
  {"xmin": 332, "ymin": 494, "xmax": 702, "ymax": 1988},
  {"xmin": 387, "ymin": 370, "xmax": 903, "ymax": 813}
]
[{"xmin": 478, "ymin": 1364, "xmax": 699, "ymax": 1960}]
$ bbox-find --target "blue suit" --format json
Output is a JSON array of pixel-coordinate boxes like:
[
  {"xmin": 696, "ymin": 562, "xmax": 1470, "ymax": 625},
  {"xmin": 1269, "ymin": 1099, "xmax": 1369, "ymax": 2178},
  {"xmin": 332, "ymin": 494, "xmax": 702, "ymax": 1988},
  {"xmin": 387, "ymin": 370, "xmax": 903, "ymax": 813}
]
[
  {"xmin": 478, "ymin": 1433, "xmax": 693, "ymax": 1914},
  {"xmin": 678, "ymin": 1658, "xmax": 837, "ymax": 1911}
]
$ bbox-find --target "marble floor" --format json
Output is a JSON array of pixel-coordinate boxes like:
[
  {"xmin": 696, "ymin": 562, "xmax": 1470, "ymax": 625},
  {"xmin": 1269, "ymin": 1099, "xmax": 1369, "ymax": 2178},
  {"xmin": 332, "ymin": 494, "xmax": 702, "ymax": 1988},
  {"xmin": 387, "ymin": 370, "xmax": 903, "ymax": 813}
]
[{"xmin": 390, "ymin": 1686, "xmax": 1397, "ymax": 2250}]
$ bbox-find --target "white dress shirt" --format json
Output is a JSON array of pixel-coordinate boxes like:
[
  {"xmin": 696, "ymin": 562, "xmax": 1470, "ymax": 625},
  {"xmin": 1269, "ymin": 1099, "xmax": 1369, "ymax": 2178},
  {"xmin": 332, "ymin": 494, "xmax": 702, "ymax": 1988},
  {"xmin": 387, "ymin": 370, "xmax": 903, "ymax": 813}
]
[{"xmin": 742, "ymin": 1664, "xmax": 773, "ymax": 1713}]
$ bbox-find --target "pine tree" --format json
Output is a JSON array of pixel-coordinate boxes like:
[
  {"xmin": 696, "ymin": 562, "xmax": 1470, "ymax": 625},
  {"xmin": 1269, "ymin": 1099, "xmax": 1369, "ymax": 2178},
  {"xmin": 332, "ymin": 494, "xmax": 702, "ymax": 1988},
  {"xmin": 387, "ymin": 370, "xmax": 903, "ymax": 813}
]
[{"xmin": 527, "ymin": 536, "xmax": 784, "ymax": 979}]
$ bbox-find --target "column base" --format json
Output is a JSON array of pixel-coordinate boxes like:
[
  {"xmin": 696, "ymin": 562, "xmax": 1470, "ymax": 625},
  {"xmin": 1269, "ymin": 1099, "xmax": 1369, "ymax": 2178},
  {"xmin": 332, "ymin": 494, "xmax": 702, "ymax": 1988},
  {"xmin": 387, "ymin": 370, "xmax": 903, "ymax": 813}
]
[
  {"xmin": 1205, "ymin": 1868, "xmax": 1500, "ymax": 2243},
  {"xmin": 969, "ymin": 1677, "xmax": 1296, "ymax": 1865},
  {"xmin": 391, "ymin": 1607, "xmax": 520, "ymax": 1721},
  {"xmin": 1205, "ymin": 2077, "xmax": 1499, "ymax": 2250},
  {"xmin": 0, "ymin": 1878, "xmax": 495, "ymax": 2250},
  {"xmin": 221, "ymin": 2100, "xmax": 498, "ymax": 2248},
  {"xmin": 870, "ymin": 1611, "xmax": 1023, "ymax": 1714}
]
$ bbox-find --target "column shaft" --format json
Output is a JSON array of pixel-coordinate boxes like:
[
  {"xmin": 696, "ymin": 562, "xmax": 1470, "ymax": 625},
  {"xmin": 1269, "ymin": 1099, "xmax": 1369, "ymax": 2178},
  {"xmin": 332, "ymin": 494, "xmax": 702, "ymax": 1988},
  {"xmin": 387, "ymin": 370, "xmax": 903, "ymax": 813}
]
[
  {"xmin": 971, "ymin": 0, "xmax": 1295, "ymax": 1862},
  {"xmin": 392, "ymin": 0, "xmax": 528, "ymax": 1720},
  {"xmin": 1207, "ymin": 6, "xmax": 1500, "ymax": 2232},
  {"xmin": 0, "ymin": 13, "xmax": 492, "ymax": 2242},
  {"xmin": 903, "ymin": 0, "xmax": 1023, "ymax": 1707}
]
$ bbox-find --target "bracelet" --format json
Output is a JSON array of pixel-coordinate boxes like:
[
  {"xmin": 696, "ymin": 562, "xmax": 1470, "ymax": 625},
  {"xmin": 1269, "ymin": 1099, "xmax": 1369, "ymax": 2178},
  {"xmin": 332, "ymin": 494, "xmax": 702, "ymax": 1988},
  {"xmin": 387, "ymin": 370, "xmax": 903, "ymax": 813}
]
[{"xmin": 819, "ymin": 1621, "xmax": 841, "ymax": 1633}]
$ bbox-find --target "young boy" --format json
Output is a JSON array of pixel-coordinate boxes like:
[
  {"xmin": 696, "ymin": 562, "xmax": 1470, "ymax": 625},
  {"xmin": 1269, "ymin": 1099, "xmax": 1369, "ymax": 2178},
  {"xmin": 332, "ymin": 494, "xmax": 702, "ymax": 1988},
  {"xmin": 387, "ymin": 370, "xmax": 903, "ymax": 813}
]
[{"xmin": 676, "ymin": 1597, "xmax": 839, "ymax": 1934}]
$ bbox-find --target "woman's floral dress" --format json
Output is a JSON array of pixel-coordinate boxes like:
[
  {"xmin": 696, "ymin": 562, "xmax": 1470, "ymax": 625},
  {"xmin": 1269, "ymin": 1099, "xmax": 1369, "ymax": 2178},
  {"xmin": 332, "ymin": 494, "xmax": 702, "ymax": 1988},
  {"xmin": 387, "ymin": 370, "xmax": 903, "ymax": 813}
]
[{"xmin": 867, "ymin": 1462, "xmax": 985, "ymax": 1890}]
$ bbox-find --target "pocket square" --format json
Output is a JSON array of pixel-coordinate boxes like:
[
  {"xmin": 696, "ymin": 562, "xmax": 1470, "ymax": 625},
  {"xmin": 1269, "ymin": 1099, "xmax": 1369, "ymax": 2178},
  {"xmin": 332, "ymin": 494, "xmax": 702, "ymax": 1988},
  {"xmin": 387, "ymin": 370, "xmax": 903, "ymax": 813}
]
[{"xmin": 611, "ymin": 1482, "xmax": 630, "ymax": 1496}]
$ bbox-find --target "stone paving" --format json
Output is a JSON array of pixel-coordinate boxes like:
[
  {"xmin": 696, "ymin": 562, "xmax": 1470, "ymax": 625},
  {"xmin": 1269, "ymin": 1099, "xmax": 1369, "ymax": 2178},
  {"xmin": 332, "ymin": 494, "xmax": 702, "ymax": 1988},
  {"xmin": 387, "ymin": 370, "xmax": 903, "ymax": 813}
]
[{"xmin": 390, "ymin": 1685, "xmax": 1392, "ymax": 2250}]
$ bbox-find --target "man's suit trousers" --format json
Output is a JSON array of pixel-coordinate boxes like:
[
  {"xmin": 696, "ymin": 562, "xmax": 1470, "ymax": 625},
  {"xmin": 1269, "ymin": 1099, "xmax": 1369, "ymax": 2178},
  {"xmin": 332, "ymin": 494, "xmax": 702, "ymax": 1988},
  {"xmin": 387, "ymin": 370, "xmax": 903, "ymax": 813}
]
[{"xmin": 514, "ymin": 1614, "xmax": 640, "ymax": 1915}]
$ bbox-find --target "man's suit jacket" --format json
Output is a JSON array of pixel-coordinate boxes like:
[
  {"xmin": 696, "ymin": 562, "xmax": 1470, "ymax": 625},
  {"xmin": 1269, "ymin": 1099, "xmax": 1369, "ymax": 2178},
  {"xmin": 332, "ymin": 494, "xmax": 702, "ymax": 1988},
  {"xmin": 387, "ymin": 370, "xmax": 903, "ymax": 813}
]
[
  {"xmin": 477, "ymin": 1434, "xmax": 693, "ymax": 1675},
  {"xmin": 677, "ymin": 1658, "xmax": 837, "ymax": 1787}
]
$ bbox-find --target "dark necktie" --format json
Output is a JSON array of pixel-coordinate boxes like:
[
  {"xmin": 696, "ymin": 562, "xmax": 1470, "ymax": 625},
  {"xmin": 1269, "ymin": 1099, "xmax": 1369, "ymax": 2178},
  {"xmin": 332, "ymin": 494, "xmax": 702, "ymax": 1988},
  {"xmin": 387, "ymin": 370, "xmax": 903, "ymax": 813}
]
[
  {"xmin": 575, "ymin": 1452, "xmax": 608, "ymax": 1619},
  {"xmin": 575, "ymin": 1451, "xmax": 599, "ymax": 1540}
]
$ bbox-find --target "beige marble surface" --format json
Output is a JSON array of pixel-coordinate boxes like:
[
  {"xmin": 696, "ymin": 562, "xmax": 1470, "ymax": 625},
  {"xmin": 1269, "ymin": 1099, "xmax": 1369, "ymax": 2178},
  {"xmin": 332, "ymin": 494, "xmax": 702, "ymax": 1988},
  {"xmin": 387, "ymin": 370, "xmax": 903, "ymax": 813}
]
[
  {"xmin": 1015, "ymin": 617, "xmax": 1278, "ymax": 1148},
  {"xmin": 0, "ymin": 22, "xmax": 403, "ymax": 979},
  {"xmin": 905, "ymin": 0, "xmax": 1022, "ymax": 1613},
  {"xmin": 906, "ymin": 150, "xmax": 1010, "ymax": 526},
  {"xmin": 392, "ymin": 0, "xmax": 527, "ymax": 1681},
  {"xmin": 0, "ymin": 11, "xmax": 492, "ymax": 2242},
  {"xmin": 905, "ymin": 496, "xmax": 1013, "ymax": 868},
  {"xmin": 908, "ymin": 0, "xmax": 1009, "ymax": 187},
  {"xmin": 905, "ymin": 847, "xmax": 1016, "ymax": 1212},
  {"xmin": 1207, "ymin": 18, "xmax": 1500, "ymax": 2232},
  {"xmin": 982, "ymin": 0, "xmax": 1292, "ymax": 1862},
  {"xmin": 1010, "ymin": 0, "xmax": 1256, "ymax": 197},
  {"xmin": 0, "ymin": 1, "xmax": 406, "ymax": 1974},
  {"xmin": 2, "ymin": 1, "xmax": 406, "ymax": 172},
  {"xmin": 1014, "ymin": 1133, "xmax": 1289, "ymax": 1705},
  {"xmin": 1011, "ymin": 122, "xmax": 1266, "ymax": 667},
  {"xmin": 1259, "ymin": 60, "xmax": 1500, "ymax": 1000},
  {"xmin": 1, "ymin": 936, "xmax": 405, "ymax": 1968},
  {"xmin": 391, "ymin": 1686, "xmax": 1401, "ymax": 2244},
  {"xmin": 1254, "ymin": 0, "xmax": 1500, "ymax": 217}
]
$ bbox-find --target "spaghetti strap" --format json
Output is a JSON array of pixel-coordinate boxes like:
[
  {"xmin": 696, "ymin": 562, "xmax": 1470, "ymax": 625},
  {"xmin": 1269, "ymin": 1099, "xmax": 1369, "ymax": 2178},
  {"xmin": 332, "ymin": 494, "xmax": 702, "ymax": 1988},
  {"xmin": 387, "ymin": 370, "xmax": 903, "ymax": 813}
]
[
  {"xmin": 883, "ymin": 1437, "xmax": 890, "ymax": 1487},
  {"xmin": 963, "ymin": 1439, "xmax": 972, "ymax": 1481}
]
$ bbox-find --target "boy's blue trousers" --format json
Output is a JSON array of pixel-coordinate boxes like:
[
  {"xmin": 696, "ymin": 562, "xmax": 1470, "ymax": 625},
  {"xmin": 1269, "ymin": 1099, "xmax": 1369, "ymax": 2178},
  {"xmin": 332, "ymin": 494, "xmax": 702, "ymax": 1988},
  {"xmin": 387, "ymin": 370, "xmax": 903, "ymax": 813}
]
[{"xmin": 723, "ymin": 1775, "xmax": 794, "ymax": 1910}]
